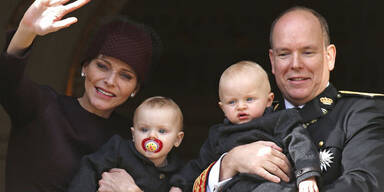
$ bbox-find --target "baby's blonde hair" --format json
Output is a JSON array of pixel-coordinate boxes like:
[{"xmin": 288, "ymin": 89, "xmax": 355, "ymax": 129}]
[
  {"xmin": 133, "ymin": 96, "xmax": 183, "ymax": 130},
  {"xmin": 219, "ymin": 61, "xmax": 271, "ymax": 100}
]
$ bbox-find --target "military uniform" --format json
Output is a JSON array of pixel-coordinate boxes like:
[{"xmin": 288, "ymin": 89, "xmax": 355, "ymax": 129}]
[
  {"xmin": 193, "ymin": 84, "xmax": 384, "ymax": 192},
  {"xmin": 289, "ymin": 84, "xmax": 384, "ymax": 191}
]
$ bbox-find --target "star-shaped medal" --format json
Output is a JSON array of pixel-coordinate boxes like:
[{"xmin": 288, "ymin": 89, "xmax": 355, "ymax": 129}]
[{"xmin": 319, "ymin": 149, "xmax": 334, "ymax": 172}]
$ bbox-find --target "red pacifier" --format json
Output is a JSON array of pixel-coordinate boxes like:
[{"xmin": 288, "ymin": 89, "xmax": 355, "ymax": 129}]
[{"xmin": 142, "ymin": 137, "xmax": 163, "ymax": 153}]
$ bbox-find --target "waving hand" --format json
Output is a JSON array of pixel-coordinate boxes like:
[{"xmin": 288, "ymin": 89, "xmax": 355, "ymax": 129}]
[{"xmin": 7, "ymin": 0, "xmax": 90, "ymax": 55}]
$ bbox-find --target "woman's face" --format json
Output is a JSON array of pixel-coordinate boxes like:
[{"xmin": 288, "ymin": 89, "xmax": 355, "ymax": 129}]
[{"xmin": 80, "ymin": 54, "xmax": 139, "ymax": 118}]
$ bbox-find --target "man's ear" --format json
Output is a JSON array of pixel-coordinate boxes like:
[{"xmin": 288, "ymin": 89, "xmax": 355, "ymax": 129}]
[
  {"xmin": 326, "ymin": 44, "xmax": 336, "ymax": 71},
  {"xmin": 174, "ymin": 131, "xmax": 184, "ymax": 147},
  {"xmin": 266, "ymin": 92, "xmax": 275, "ymax": 107},
  {"xmin": 269, "ymin": 49, "xmax": 275, "ymax": 75}
]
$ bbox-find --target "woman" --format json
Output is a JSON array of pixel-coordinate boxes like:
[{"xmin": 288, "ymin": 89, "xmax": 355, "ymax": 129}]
[{"xmin": 1, "ymin": 0, "xmax": 160, "ymax": 191}]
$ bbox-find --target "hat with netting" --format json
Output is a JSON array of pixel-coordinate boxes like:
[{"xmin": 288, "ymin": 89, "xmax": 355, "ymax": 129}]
[{"xmin": 85, "ymin": 17, "xmax": 162, "ymax": 85}]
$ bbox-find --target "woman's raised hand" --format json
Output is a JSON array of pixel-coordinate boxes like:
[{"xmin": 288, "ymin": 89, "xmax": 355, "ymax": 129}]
[
  {"xmin": 7, "ymin": 0, "xmax": 90, "ymax": 55},
  {"xmin": 20, "ymin": 0, "xmax": 90, "ymax": 35}
]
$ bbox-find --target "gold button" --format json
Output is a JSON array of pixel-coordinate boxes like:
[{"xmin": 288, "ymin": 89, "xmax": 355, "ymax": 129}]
[
  {"xmin": 159, "ymin": 173, "xmax": 166, "ymax": 179},
  {"xmin": 319, "ymin": 141, "xmax": 324, "ymax": 147}
]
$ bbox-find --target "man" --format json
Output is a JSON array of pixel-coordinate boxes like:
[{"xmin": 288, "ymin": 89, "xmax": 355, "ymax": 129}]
[{"xmin": 193, "ymin": 6, "xmax": 384, "ymax": 192}]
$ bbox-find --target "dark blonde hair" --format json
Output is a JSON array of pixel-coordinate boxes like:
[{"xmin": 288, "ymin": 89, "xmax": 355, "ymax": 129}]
[
  {"xmin": 133, "ymin": 96, "xmax": 183, "ymax": 130},
  {"xmin": 219, "ymin": 61, "xmax": 271, "ymax": 100}
]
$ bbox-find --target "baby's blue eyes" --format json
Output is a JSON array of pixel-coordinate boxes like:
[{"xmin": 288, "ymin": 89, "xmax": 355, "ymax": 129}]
[
  {"xmin": 138, "ymin": 128, "xmax": 167, "ymax": 134},
  {"xmin": 159, "ymin": 129, "xmax": 167, "ymax": 134},
  {"xmin": 227, "ymin": 98, "xmax": 254, "ymax": 105},
  {"xmin": 140, "ymin": 128, "xmax": 148, "ymax": 132}
]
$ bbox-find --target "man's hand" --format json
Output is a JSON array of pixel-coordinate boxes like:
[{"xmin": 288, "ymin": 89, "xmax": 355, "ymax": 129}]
[
  {"xmin": 98, "ymin": 168, "xmax": 143, "ymax": 192},
  {"xmin": 220, "ymin": 141, "xmax": 291, "ymax": 183}
]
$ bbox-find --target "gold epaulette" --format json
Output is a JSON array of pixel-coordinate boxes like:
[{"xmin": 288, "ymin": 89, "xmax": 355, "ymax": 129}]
[
  {"xmin": 273, "ymin": 102, "xmax": 280, "ymax": 111},
  {"xmin": 339, "ymin": 90, "xmax": 384, "ymax": 98},
  {"xmin": 193, "ymin": 162, "xmax": 216, "ymax": 192}
]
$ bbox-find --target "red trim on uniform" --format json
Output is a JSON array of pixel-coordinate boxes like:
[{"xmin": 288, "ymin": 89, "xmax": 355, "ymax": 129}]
[{"xmin": 193, "ymin": 161, "xmax": 216, "ymax": 192}]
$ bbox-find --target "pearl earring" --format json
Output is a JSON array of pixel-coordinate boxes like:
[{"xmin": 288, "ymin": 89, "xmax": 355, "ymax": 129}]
[
  {"xmin": 81, "ymin": 72, "xmax": 85, "ymax": 77},
  {"xmin": 130, "ymin": 92, "xmax": 135, "ymax": 98}
]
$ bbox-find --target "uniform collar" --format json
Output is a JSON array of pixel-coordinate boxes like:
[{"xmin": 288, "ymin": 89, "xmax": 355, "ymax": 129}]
[
  {"xmin": 278, "ymin": 83, "xmax": 338, "ymax": 123},
  {"xmin": 284, "ymin": 100, "xmax": 303, "ymax": 109},
  {"xmin": 299, "ymin": 84, "xmax": 338, "ymax": 123}
]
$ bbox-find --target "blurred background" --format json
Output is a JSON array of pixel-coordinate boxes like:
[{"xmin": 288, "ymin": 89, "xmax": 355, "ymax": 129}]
[{"xmin": 1, "ymin": 0, "xmax": 383, "ymax": 191}]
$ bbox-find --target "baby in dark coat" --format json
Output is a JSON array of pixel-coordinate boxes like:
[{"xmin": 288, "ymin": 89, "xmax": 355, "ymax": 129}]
[
  {"xmin": 68, "ymin": 96, "xmax": 185, "ymax": 192},
  {"xmin": 170, "ymin": 61, "xmax": 320, "ymax": 192}
]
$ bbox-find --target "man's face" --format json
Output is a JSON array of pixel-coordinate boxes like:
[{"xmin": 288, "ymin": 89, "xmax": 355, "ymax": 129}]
[{"xmin": 269, "ymin": 10, "xmax": 336, "ymax": 105}]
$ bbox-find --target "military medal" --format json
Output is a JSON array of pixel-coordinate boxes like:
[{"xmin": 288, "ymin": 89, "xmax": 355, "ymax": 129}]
[
  {"xmin": 320, "ymin": 97, "xmax": 333, "ymax": 105},
  {"xmin": 319, "ymin": 148, "xmax": 334, "ymax": 172},
  {"xmin": 142, "ymin": 137, "xmax": 163, "ymax": 153}
]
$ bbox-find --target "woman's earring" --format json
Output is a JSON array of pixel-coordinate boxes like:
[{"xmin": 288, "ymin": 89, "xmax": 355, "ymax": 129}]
[
  {"xmin": 131, "ymin": 92, "xmax": 135, "ymax": 98},
  {"xmin": 81, "ymin": 72, "xmax": 85, "ymax": 77}
]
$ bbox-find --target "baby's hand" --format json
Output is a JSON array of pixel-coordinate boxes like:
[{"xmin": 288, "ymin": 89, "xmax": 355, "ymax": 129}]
[
  {"xmin": 298, "ymin": 177, "xmax": 319, "ymax": 192},
  {"xmin": 169, "ymin": 186, "xmax": 182, "ymax": 192}
]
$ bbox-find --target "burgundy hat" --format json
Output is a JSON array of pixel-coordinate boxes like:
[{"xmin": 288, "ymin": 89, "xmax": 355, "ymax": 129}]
[{"xmin": 85, "ymin": 19, "xmax": 154, "ymax": 84}]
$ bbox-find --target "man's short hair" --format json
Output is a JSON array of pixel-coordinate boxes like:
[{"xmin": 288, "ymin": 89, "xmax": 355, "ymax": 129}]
[{"xmin": 269, "ymin": 6, "xmax": 330, "ymax": 47}]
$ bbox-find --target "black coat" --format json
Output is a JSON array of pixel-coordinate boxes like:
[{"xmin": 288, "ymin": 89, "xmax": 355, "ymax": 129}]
[
  {"xmin": 287, "ymin": 84, "xmax": 384, "ymax": 191},
  {"xmin": 1, "ymin": 32, "xmax": 131, "ymax": 192},
  {"xmin": 171, "ymin": 108, "xmax": 320, "ymax": 192},
  {"xmin": 67, "ymin": 135, "xmax": 183, "ymax": 192},
  {"xmin": 239, "ymin": 84, "xmax": 384, "ymax": 192}
]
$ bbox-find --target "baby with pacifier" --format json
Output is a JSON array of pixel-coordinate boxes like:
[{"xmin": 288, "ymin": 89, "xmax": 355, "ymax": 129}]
[{"xmin": 68, "ymin": 96, "xmax": 185, "ymax": 192}]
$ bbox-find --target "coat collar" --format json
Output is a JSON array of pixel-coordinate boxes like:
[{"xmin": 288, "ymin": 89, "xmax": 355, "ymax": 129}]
[{"xmin": 276, "ymin": 84, "xmax": 339, "ymax": 124}]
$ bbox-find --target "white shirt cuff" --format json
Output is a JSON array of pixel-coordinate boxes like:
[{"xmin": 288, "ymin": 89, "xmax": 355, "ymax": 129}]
[{"xmin": 207, "ymin": 153, "xmax": 232, "ymax": 192}]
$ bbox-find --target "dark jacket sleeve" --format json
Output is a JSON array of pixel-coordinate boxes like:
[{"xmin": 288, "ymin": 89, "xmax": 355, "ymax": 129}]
[
  {"xmin": 282, "ymin": 125, "xmax": 321, "ymax": 186},
  {"xmin": 0, "ymin": 31, "xmax": 50, "ymax": 128},
  {"xmin": 273, "ymin": 109, "xmax": 321, "ymax": 186},
  {"xmin": 322, "ymin": 98, "xmax": 384, "ymax": 192},
  {"xmin": 67, "ymin": 135, "xmax": 122, "ymax": 192},
  {"xmin": 170, "ymin": 124, "xmax": 223, "ymax": 191}
]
